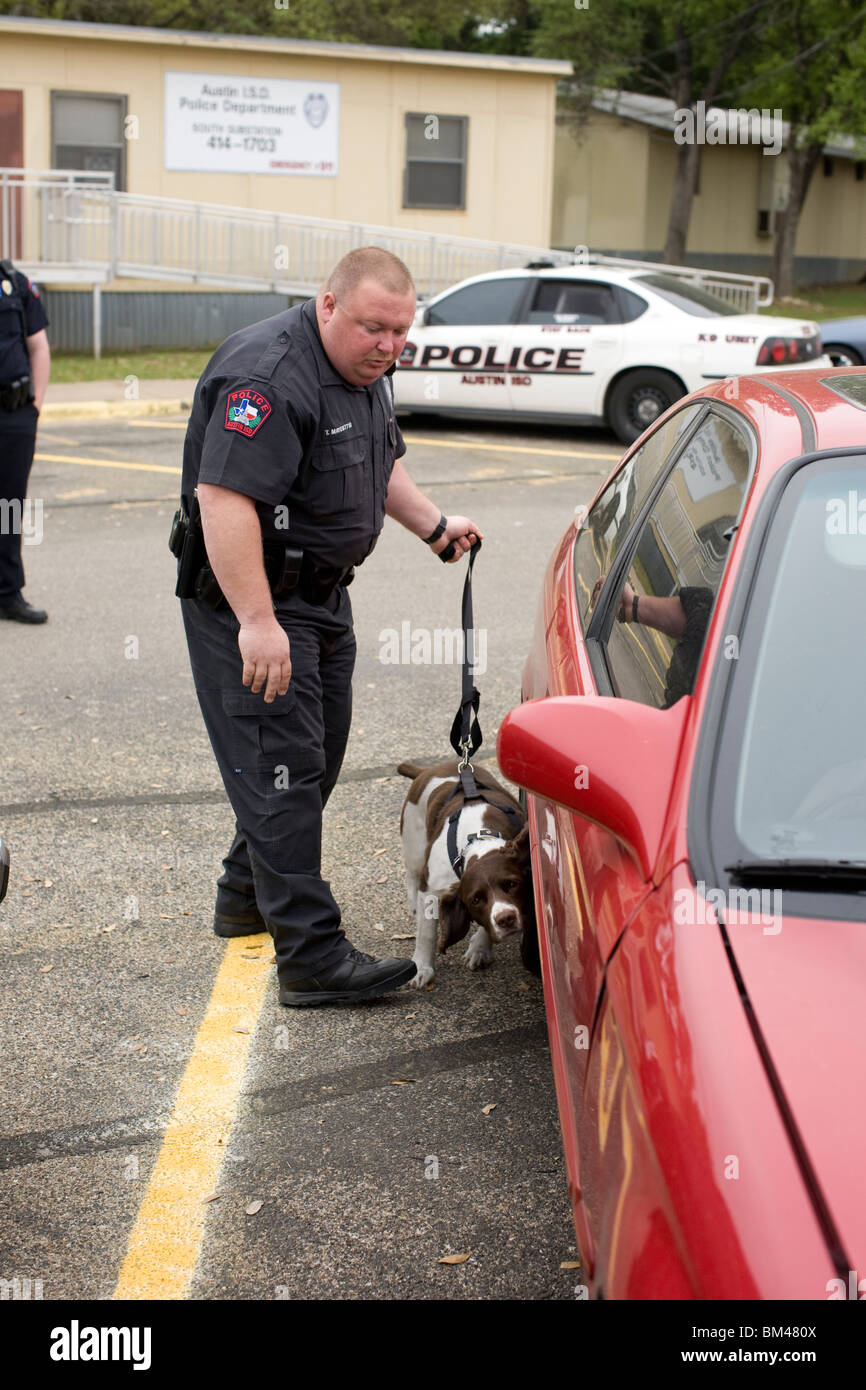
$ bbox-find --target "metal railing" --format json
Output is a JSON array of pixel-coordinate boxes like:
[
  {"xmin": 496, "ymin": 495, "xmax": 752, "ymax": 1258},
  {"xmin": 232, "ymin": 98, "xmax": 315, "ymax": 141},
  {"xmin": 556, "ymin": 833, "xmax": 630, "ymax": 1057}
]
[
  {"xmin": 1, "ymin": 170, "xmax": 775, "ymax": 355},
  {"xmin": 585, "ymin": 252, "xmax": 774, "ymax": 309},
  {"xmin": 2, "ymin": 169, "xmax": 773, "ymax": 306}
]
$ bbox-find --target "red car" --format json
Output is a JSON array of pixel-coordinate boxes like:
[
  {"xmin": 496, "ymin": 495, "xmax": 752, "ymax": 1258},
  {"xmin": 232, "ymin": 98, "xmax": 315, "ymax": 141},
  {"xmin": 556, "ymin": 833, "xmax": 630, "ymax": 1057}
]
[{"xmin": 498, "ymin": 367, "xmax": 866, "ymax": 1300}]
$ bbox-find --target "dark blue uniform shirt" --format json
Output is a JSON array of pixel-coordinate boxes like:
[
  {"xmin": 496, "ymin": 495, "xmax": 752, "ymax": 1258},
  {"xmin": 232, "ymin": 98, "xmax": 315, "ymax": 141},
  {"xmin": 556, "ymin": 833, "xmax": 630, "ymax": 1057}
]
[
  {"xmin": 181, "ymin": 298, "xmax": 407, "ymax": 570},
  {"xmin": 0, "ymin": 267, "xmax": 48, "ymax": 382}
]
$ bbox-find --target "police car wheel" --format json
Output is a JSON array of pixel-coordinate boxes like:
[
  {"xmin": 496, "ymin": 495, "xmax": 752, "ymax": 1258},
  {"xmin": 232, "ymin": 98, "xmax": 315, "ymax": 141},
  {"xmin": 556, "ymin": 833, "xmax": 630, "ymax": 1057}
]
[
  {"xmin": 823, "ymin": 343, "xmax": 863, "ymax": 367},
  {"xmin": 607, "ymin": 369, "xmax": 684, "ymax": 445}
]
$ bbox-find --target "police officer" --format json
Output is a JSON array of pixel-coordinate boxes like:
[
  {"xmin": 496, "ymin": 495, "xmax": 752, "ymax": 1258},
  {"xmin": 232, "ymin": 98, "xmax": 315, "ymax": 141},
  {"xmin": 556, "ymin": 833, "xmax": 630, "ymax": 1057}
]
[
  {"xmin": 0, "ymin": 258, "xmax": 50, "ymax": 623},
  {"xmin": 177, "ymin": 247, "xmax": 482, "ymax": 1006}
]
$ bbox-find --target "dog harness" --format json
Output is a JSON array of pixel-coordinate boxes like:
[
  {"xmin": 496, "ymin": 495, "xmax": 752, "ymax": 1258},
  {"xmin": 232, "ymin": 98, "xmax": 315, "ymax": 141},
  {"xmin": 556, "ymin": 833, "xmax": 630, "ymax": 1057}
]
[{"xmin": 444, "ymin": 763, "xmax": 525, "ymax": 878}]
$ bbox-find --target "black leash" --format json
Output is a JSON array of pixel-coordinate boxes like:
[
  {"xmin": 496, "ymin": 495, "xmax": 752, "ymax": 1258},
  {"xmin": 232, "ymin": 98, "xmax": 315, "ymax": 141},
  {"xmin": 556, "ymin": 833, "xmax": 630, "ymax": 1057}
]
[
  {"xmin": 449, "ymin": 537, "xmax": 483, "ymax": 800},
  {"xmin": 442, "ymin": 537, "xmax": 524, "ymax": 877}
]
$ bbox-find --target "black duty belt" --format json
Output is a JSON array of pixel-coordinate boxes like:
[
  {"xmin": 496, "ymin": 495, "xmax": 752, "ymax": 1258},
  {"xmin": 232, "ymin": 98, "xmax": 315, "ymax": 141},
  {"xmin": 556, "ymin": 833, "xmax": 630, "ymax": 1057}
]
[
  {"xmin": 169, "ymin": 494, "xmax": 354, "ymax": 611},
  {"xmin": 0, "ymin": 376, "xmax": 33, "ymax": 412}
]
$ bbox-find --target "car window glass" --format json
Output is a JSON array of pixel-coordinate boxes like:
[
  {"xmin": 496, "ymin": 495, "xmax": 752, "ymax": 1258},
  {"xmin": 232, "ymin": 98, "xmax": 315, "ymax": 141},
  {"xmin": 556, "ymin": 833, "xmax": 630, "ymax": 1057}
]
[
  {"xmin": 603, "ymin": 411, "xmax": 753, "ymax": 708},
  {"xmin": 726, "ymin": 458, "xmax": 866, "ymax": 862},
  {"xmin": 523, "ymin": 280, "xmax": 619, "ymax": 325},
  {"xmin": 617, "ymin": 287, "xmax": 649, "ymax": 323},
  {"xmin": 426, "ymin": 277, "xmax": 529, "ymax": 326},
  {"xmin": 633, "ymin": 274, "xmax": 741, "ymax": 318},
  {"xmin": 575, "ymin": 404, "xmax": 702, "ymax": 628}
]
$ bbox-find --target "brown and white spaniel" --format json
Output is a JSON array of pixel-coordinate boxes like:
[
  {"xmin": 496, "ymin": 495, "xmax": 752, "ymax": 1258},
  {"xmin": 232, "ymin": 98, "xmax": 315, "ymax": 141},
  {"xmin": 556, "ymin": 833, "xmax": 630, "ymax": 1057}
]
[{"xmin": 397, "ymin": 758, "xmax": 534, "ymax": 989}]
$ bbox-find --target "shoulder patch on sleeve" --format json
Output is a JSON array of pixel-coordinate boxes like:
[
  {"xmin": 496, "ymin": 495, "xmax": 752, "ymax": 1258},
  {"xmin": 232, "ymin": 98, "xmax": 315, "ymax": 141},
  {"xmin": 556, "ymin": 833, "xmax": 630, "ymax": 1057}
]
[{"xmin": 224, "ymin": 389, "xmax": 272, "ymax": 436}]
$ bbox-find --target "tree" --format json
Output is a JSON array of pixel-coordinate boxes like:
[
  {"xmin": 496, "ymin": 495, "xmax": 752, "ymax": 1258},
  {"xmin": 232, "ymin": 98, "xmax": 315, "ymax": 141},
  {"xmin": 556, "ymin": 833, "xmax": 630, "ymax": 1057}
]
[
  {"xmin": 531, "ymin": 0, "xmax": 784, "ymax": 264},
  {"xmin": 723, "ymin": 0, "xmax": 866, "ymax": 297},
  {"xmin": 0, "ymin": 0, "xmax": 493, "ymax": 48}
]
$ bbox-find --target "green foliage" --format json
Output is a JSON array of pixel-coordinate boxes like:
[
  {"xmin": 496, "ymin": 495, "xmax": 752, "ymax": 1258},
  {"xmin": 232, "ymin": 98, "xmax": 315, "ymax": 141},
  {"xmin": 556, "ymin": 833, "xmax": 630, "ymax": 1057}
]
[{"xmin": 0, "ymin": 0, "xmax": 506, "ymax": 49}]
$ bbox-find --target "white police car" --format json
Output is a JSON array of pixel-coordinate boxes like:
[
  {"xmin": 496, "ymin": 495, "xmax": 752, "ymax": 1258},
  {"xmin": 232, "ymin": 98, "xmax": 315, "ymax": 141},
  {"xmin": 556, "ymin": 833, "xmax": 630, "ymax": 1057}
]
[{"xmin": 394, "ymin": 265, "xmax": 826, "ymax": 443}]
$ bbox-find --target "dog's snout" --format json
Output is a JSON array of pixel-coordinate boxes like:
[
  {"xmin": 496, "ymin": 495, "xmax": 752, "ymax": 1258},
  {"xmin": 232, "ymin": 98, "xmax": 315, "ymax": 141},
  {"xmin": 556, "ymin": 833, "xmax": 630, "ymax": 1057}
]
[{"xmin": 490, "ymin": 903, "xmax": 522, "ymax": 941}]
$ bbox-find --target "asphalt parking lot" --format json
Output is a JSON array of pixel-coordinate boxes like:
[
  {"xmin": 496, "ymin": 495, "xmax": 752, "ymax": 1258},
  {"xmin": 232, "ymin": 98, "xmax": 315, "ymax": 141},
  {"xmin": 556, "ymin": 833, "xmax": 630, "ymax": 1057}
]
[{"xmin": 0, "ymin": 409, "xmax": 621, "ymax": 1301}]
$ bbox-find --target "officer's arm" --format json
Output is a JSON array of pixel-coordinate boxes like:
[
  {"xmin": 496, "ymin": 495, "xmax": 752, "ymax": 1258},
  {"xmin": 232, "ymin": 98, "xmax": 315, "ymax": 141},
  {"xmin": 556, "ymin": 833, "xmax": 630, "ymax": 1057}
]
[
  {"xmin": 197, "ymin": 482, "xmax": 292, "ymax": 701},
  {"xmin": 385, "ymin": 458, "xmax": 483, "ymax": 560},
  {"xmin": 26, "ymin": 329, "xmax": 50, "ymax": 413}
]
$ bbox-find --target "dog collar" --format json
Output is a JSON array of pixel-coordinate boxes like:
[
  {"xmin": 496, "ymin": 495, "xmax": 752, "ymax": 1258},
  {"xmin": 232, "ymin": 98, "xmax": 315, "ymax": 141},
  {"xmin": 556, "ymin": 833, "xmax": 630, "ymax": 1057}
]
[{"xmin": 446, "ymin": 801, "xmax": 524, "ymax": 878}]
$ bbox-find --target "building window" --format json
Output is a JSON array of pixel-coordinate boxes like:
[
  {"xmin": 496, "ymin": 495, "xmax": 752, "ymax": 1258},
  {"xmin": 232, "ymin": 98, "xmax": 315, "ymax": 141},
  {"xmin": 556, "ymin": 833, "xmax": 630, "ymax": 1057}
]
[
  {"xmin": 51, "ymin": 92, "xmax": 127, "ymax": 188},
  {"xmin": 856, "ymin": 162, "xmax": 865, "ymax": 181},
  {"xmin": 403, "ymin": 113, "xmax": 467, "ymax": 210},
  {"xmin": 823, "ymin": 156, "xmax": 834, "ymax": 177}
]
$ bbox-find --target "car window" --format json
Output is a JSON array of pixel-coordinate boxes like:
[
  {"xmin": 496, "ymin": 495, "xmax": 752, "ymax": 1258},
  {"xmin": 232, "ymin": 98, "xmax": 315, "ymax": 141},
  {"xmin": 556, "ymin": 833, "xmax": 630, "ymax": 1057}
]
[
  {"xmin": 602, "ymin": 411, "xmax": 753, "ymax": 708},
  {"xmin": 574, "ymin": 404, "xmax": 702, "ymax": 628},
  {"xmin": 426, "ymin": 277, "xmax": 529, "ymax": 326},
  {"xmin": 617, "ymin": 287, "xmax": 649, "ymax": 323},
  {"xmin": 633, "ymin": 274, "xmax": 742, "ymax": 317},
  {"xmin": 522, "ymin": 279, "xmax": 620, "ymax": 325},
  {"xmin": 714, "ymin": 455, "xmax": 866, "ymax": 864}
]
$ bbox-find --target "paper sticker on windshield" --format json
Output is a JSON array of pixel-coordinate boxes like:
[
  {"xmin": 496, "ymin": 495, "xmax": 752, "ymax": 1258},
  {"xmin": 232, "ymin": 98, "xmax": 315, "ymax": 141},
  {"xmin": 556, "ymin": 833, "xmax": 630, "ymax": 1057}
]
[{"xmin": 224, "ymin": 389, "xmax": 272, "ymax": 437}]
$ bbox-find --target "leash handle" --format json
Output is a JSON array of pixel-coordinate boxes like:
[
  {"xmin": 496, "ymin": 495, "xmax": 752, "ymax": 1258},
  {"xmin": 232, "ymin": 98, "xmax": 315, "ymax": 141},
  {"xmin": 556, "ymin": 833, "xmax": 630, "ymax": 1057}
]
[{"xmin": 449, "ymin": 538, "xmax": 483, "ymax": 762}]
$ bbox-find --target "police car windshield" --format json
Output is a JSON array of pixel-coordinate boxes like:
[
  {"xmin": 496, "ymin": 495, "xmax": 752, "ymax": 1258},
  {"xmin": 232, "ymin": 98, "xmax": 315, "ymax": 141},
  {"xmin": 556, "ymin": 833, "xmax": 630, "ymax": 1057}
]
[{"xmin": 635, "ymin": 274, "xmax": 741, "ymax": 318}]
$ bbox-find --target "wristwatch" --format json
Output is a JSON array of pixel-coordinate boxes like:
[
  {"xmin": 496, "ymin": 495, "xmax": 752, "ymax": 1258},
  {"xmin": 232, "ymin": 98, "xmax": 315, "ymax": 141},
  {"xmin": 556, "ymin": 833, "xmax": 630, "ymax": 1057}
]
[
  {"xmin": 423, "ymin": 514, "xmax": 447, "ymax": 545},
  {"xmin": 633, "ymin": 594, "xmax": 639, "ymax": 623}
]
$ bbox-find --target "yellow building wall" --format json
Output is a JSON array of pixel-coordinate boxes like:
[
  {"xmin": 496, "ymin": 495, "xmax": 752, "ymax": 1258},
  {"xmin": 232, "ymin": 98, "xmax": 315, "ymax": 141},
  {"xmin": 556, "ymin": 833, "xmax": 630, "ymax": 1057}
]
[
  {"xmin": 552, "ymin": 112, "xmax": 649, "ymax": 249},
  {"xmin": 556, "ymin": 111, "xmax": 866, "ymax": 265},
  {"xmin": 6, "ymin": 26, "xmax": 559, "ymax": 248}
]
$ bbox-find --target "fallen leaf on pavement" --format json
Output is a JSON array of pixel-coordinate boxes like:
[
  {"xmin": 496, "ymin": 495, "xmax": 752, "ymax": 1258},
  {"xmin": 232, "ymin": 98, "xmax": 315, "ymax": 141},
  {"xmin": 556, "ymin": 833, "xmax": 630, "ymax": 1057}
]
[
  {"xmin": 438, "ymin": 1253, "xmax": 472, "ymax": 1265},
  {"xmin": 481, "ymin": 1104, "xmax": 497, "ymax": 1115},
  {"xmin": 245, "ymin": 1200, "xmax": 263, "ymax": 1215},
  {"xmin": 391, "ymin": 933, "xmax": 414, "ymax": 941},
  {"xmin": 232, "ymin": 1026, "xmax": 250, "ymax": 1034},
  {"xmin": 560, "ymin": 1261, "xmax": 581, "ymax": 1269},
  {"xmin": 203, "ymin": 1193, "xmax": 221, "ymax": 1203}
]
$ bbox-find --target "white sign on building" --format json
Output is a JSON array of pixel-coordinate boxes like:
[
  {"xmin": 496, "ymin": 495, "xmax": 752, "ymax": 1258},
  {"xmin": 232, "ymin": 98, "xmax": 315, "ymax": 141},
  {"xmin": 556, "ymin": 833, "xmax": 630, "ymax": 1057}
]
[{"xmin": 164, "ymin": 72, "xmax": 339, "ymax": 175}]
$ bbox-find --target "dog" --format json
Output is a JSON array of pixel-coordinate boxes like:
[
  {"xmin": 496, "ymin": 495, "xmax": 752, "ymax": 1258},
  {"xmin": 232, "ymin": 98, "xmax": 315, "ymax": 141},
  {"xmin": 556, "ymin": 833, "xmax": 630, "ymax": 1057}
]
[{"xmin": 397, "ymin": 758, "xmax": 534, "ymax": 988}]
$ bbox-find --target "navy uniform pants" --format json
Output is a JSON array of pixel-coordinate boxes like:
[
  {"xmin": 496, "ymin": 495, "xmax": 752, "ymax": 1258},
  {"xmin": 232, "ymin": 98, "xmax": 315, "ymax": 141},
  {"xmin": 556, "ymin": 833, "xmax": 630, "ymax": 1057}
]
[
  {"xmin": 181, "ymin": 584, "xmax": 356, "ymax": 982},
  {"xmin": 0, "ymin": 405, "xmax": 38, "ymax": 601}
]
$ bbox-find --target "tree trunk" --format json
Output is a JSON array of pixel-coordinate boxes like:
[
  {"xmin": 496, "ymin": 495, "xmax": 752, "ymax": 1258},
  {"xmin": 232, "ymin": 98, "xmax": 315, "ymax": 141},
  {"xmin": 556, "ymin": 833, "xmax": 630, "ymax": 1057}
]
[
  {"xmin": 772, "ymin": 143, "xmax": 823, "ymax": 299},
  {"xmin": 663, "ymin": 138, "xmax": 701, "ymax": 264}
]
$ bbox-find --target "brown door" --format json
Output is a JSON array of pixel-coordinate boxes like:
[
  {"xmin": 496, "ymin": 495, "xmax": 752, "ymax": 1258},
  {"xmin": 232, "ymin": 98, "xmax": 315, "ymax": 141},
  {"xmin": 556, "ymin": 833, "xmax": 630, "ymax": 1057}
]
[{"xmin": 0, "ymin": 90, "xmax": 24, "ymax": 256}]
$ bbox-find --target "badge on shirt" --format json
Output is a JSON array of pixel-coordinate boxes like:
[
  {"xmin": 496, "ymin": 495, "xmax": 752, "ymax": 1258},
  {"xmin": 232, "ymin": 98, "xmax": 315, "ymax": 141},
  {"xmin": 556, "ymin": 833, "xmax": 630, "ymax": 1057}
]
[
  {"xmin": 1, "ymin": 279, "xmax": 11, "ymax": 296},
  {"xmin": 224, "ymin": 388, "xmax": 272, "ymax": 437}
]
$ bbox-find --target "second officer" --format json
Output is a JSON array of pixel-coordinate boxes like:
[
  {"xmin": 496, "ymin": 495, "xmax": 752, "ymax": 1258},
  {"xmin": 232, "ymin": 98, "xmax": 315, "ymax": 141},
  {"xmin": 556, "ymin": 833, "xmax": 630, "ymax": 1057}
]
[{"xmin": 0, "ymin": 257, "xmax": 50, "ymax": 623}]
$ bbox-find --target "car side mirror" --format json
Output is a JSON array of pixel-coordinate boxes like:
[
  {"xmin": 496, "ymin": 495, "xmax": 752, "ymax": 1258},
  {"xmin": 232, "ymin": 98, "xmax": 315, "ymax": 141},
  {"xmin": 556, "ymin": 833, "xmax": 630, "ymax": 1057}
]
[{"xmin": 497, "ymin": 695, "xmax": 692, "ymax": 880}]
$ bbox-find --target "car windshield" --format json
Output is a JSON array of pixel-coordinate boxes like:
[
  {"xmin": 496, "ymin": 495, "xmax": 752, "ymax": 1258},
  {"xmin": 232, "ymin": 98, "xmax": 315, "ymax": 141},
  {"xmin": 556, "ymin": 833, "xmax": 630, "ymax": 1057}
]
[
  {"xmin": 721, "ymin": 455, "xmax": 866, "ymax": 863},
  {"xmin": 821, "ymin": 374, "xmax": 866, "ymax": 410},
  {"xmin": 634, "ymin": 274, "xmax": 742, "ymax": 318}
]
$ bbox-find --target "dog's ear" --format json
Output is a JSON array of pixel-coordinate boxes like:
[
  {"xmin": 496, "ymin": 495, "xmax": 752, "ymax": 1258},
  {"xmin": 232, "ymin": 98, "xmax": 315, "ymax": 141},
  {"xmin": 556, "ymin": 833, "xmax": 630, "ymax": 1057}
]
[
  {"xmin": 509, "ymin": 822, "xmax": 531, "ymax": 863},
  {"xmin": 437, "ymin": 885, "xmax": 471, "ymax": 953}
]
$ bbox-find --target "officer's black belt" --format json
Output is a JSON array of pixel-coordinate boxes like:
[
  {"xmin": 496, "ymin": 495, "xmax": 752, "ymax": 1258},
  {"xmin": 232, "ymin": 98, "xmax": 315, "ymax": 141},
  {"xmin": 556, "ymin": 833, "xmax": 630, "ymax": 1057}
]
[{"xmin": 0, "ymin": 376, "xmax": 33, "ymax": 412}]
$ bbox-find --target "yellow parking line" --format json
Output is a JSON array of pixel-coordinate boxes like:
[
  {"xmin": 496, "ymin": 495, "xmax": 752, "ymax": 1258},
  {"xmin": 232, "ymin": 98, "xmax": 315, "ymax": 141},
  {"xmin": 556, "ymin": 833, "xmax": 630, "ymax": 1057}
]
[
  {"xmin": 113, "ymin": 934, "xmax": 272, "ymax": 1301},
  {"xmin": 403, "ymin": 434, "xmax": 620, "ymax": 462},
  {"xmin": 123, "ymin": 420, "xmax": 620, "ymax": 463},
  {"xmin": 36, "ymin": 452, "xmax": 181, "ymax": 476},
  {"xmin": 126, "ymin": 420, "xmax": 187, "ymax": 430}
]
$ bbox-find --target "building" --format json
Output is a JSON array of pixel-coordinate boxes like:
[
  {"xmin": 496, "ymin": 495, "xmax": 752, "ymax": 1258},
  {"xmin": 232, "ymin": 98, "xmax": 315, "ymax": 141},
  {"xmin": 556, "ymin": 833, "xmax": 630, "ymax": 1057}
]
[
  {"xmin": 553, "ymin": 91, "xmax": 866, "ymax": 285},
  {"xmin": 0, "ymin": 15, "xmax": 570, "ymax": 350}
]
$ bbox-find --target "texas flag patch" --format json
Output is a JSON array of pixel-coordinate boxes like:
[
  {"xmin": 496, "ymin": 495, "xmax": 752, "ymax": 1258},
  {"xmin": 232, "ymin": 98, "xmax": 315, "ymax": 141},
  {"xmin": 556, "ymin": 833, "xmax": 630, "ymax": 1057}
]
[{"xmin": 224, "ymin": 388, "xmax": 272, "ymax": 437}]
